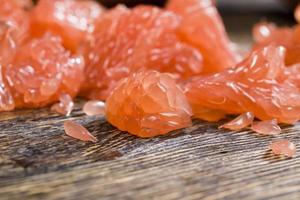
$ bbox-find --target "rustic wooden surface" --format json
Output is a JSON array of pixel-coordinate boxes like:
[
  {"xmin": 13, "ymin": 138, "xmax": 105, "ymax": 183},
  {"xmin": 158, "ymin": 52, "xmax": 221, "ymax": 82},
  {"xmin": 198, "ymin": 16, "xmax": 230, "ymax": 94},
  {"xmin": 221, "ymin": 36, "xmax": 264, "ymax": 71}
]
[{"xmin": 0, "ymin": 14, "xmax": 300, "ymax": 200}]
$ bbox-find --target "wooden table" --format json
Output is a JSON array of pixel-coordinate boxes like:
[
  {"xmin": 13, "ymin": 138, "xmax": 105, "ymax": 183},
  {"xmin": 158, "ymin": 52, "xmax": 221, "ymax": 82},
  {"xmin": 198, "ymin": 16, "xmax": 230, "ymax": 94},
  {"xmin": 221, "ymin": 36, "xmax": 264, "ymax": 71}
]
[{"xmin": 0, "ymin": 14, "xmax": 299, "ymax": 200}]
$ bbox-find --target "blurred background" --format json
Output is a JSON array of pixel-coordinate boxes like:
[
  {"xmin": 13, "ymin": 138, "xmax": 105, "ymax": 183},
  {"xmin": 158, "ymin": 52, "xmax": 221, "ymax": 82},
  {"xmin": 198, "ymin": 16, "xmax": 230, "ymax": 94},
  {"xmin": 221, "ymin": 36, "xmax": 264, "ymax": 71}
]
[
  {"xmin": 95, "ymin": 0, "xmax": 298, "ymax": 50},
  {"xmin": 32, "ymin": 0, "xmax": 298, "ymax": 21},
  {"xmin": 97, "ymin": 0, "xmax": 298, "ymax": 13},
  {"xmin": 95, "ymin": 0, "xmax": 298, "ymax": 29},
  {"xmin": 97, "ymin": 0, "xmax": 296, "ymax": 9},
  {"xmin": 29, "ymin": 0, "xmax": 299, "ymax": 52}
]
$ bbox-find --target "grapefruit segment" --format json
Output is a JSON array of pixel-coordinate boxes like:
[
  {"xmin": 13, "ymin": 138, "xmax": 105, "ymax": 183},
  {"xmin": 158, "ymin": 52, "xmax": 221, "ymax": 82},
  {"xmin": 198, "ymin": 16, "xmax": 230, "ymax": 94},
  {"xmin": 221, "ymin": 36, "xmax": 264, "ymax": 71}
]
[
  {"xmin": 106, "ymin": 70, "xmax": 192, "ymax": 137},
  {"xmin": 30, "ymin": 0, "xmax": 104, "ymax": 52},
  {"xmin": 167, "ymin": 0, "xmax": 239, "ymax": 73},
  {"xmin": 185, "ymin": 45, "xmax": 300, "ymax": 124},
  {"xmin": 81, "ymin": 5, "xmax": 203, "ymax": 100},
  {"xmin": 4, "ymin": 33, "xmax": 84, "ymax": 108}
]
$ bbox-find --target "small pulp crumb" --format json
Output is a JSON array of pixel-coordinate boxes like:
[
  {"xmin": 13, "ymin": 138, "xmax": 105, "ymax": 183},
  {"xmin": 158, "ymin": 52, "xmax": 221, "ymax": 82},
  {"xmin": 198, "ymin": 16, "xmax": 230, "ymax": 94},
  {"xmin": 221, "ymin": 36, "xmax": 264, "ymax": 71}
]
[
  {"xmin": 83, "ymin": 100, "xmax": 106, "ymax": 116},
  {"xmin": 63, "ymin": 120, "xmax": 98, "ymax": 142},
  {"xmin": 270, "ymin": 140, "xmax": 296, "ymax": 157},
  {"xmin": 51, "ymin": 93, "xmax": 74, "ymax": 116},
  {"xmin": 251, "ymin": 119, "xmax": 281, "ymax": 135},
  {"xmin": 219, "ymin": 112, "xmax": 254, "ymax": 131}
]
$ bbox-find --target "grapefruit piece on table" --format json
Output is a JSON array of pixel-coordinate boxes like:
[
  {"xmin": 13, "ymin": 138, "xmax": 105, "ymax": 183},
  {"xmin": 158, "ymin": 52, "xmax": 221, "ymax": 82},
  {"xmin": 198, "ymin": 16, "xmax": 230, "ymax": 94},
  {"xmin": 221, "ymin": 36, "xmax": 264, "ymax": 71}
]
[{"xmin": 106, "ymin": 70, "xmax": 192, "ymax": 138}]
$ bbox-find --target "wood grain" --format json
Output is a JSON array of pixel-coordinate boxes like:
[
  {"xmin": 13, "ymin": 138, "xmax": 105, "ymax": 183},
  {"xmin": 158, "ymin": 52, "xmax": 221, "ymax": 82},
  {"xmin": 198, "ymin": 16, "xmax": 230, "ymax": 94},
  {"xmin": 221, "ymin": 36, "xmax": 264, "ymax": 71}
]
[
  {"xmin": 0, "ymin": 104, "xmax": 299, "ymax": 200},
  {"xmin": 0, "ymin": 14, "xmax": 299, "ymax": 200}
]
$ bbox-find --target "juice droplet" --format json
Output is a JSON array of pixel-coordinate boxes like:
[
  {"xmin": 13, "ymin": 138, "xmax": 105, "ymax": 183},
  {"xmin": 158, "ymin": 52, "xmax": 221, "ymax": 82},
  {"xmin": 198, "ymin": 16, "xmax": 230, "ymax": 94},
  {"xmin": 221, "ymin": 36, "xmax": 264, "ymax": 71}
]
[
  {"xmin": 270, "ymin": 140, "xmax": 296, "ymax": 158},
  {"xmin": 64, "ymin": 120, "xmax": 97, "ymax": 142},
  {"xmin": 219, "ymin": 112, "xmax": 254, "ymax": 131},
  {"xmin": 251, "ymin": 119, "xmax": 281, "ymax": 135},
  {"xmin": 83, "ymin": 100, "xmax": 105, "ymax": 116}
]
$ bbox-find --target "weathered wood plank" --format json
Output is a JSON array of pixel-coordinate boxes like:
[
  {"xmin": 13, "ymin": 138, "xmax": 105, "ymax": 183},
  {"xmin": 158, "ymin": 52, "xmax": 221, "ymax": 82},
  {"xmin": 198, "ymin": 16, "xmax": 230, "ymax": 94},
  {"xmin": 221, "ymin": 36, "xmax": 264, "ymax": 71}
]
[{"xmin": 0, "ymin": 103, "xmax": 299, "ymax": 199}]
